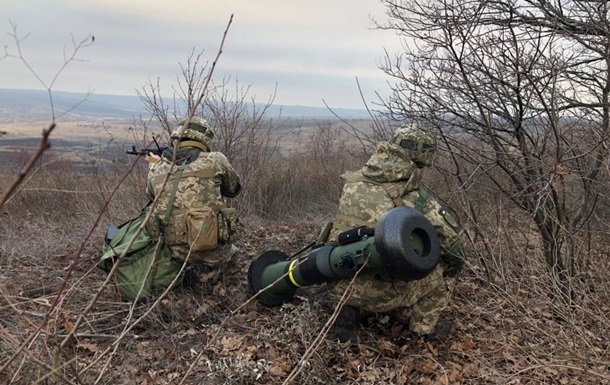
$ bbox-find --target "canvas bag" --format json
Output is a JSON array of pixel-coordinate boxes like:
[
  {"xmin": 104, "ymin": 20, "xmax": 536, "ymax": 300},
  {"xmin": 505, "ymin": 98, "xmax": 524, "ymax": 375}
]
[
  {"xmin": 186, "ymin": 206, "xmax": 219, "ymax": 251},
  {"xmin": 185, "ymin": 205, "xmax": 240, "ymax": 250},
  {"xmin": 98, "ymin": 212, "xmax": 182, "ymax": 302},
  {"xmin": 98, "ymin": 163, "xmax": 186, "ymax": 302}
]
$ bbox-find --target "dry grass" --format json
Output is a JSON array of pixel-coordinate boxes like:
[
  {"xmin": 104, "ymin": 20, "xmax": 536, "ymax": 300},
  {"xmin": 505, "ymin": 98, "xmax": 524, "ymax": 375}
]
[{"xmin": 1, "ymin": 122, "xmax": 610, "ymax": 384}]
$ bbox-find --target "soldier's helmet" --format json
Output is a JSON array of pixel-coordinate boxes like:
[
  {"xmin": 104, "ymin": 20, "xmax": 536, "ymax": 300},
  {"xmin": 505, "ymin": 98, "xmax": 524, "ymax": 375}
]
[
  {"xmin": 391, "ymin": 124, "xmax": 437, "ymax": 167},
  {"xmin": 170, "ymin": 117, "xmax": 214, "ymax": 149}
]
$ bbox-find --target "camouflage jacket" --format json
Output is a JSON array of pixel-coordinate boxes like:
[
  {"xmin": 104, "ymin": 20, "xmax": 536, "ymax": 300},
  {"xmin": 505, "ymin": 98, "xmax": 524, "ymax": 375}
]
[
  {"xmin": 147, "ymin": 151, "xmax": 241, "ymax": 229},
  {"xmin": 330, "ymin": 141, "xmax": 464, "ymax": 269}
]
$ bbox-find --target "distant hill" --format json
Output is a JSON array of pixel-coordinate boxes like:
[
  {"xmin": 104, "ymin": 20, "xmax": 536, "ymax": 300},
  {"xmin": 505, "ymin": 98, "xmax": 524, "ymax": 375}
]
[
  {"xmin": 0, "ymin": 88, "xmax": 372, "ymax": 121},
  {"xmin": 0, "ymin": 89, "xmax": 146, "ymax": 121}
]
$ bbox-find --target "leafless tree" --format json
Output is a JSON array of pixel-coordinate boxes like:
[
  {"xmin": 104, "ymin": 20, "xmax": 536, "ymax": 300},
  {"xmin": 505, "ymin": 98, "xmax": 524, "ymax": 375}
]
[
  {"xmin": 137, "ymin": 48, "xmax": 213, "ymax": 135},
  {"xmin": 137, "ymin": 49, "xmax": 292, "ymax": 217},
  {"xmin": 377, "ymin": 0, "xmax": 610, "ymax": 298},
  {"xmin": 324, "ymin": 79, "xmax": 395, "ymax": 154}
]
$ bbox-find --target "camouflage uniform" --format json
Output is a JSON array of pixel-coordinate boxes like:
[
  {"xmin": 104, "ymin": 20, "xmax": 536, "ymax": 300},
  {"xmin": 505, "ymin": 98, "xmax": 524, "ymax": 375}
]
[
  {"xmin": 328, "ymin": 125, "xmax": 464, "ymax": 335},
  {"xmin": 147, "ymin": 117, "xmax": 241, "ymax": 268}
]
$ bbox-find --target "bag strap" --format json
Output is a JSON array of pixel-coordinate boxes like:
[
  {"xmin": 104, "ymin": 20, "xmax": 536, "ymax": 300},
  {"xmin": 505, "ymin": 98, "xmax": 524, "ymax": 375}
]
[
  {"xmin": 162, "ymin": 162, "xmax": 187, "ymax": 225},
  {"xmin": 414, "ymin": 187, "xmax": 429, "ymax": 213},
  {"xmin": 380, "ymin": 183, "xmax": 405, "ymax": 207}
]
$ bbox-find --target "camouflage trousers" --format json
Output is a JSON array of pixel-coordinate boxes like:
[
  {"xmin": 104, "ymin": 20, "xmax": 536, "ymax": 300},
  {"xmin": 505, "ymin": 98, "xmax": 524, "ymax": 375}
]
[
  {"xmin": 327, "ymin": 263, "xmax": 457, "ymax": 334},
  {"xmin": 169, "ymin": 242, "xmax": 236, "ymax": 269}
]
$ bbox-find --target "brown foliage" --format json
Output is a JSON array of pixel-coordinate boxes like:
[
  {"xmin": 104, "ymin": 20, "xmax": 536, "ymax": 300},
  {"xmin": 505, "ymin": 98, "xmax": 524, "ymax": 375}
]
[{"xmin": 1, "ymin": 131, "xmax": 610, "ymax": 384}]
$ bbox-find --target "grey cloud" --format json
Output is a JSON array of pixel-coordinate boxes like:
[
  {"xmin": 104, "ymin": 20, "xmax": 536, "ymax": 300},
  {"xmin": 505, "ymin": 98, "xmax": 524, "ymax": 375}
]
[
  {"xmin": 214, "ymin": 69, "xmax": 388, "ymax": 109},
  {"xmin": 1, "ymin": 0, "xmax": 400, "ymax": 108}
]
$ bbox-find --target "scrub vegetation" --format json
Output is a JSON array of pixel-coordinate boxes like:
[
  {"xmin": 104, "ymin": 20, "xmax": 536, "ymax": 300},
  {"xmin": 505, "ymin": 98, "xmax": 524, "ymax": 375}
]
[
  {"xmin": 1, "ymin": 115, "xmax": 609, "ymax": 384},
  {"xmin": 2, "ymin": 2, "xmax": 610, "ymax": 383}
]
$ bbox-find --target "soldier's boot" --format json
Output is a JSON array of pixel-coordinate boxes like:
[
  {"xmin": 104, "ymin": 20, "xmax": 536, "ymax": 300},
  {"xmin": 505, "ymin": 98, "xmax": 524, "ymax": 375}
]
[
  {"xmin": 329, "ymin": 305, "xmax": 360, "ymax": 343},
  {"xmin": 411, "ymin": 321, "xmax": 452, "ymax": 342},
  {"xmin": 181, "ymin": 264, "xmax": 211, "ymax": 290}
]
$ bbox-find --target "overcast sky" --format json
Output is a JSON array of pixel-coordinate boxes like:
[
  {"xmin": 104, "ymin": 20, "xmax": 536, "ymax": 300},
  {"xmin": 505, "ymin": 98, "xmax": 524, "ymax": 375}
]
[{"xmin": 1, "ymin": 0, "xmax": 404, "ymax": 109}]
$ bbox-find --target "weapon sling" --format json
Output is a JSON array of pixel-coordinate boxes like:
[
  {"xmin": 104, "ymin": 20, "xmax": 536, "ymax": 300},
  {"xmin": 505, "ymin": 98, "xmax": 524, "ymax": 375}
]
[{"xmin": 147, "ymin": 162, "xmax": 186, "ymax": 283}]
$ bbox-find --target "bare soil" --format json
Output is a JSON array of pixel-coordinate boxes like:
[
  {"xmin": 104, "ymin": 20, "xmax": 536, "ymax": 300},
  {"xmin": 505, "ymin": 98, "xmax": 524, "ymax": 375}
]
[
  {"xmin": 1, "ymin": 219, "xmax": 609, "ymax": 384},
  {"xmin": 1, "ymin": 121, "xmax": 609, "ymax": 384}
]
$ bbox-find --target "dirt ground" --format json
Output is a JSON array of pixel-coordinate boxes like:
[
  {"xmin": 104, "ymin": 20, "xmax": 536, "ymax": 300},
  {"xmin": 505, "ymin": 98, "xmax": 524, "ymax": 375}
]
[
  {"xmin": 1, "ymin": 120, "xmax": 609, "ymax": 384},
  {"xmin": 1, "ymin": 218, "xmax": 609, "ymax": 385}
]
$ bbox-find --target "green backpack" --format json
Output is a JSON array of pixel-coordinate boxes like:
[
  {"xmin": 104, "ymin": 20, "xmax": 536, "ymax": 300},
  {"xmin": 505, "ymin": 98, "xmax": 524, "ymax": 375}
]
[
  {"xmin": 98, "ymin": 212, "xmax": 182, "ymax": 302},
  {"xmin": 98, "ymin": 163, "xmax": 186, "ymax": 303}
]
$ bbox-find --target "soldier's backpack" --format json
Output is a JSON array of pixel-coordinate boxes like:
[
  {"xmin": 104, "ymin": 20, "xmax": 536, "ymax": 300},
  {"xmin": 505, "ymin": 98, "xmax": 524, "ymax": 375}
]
[
  {"xmin": 98, "ymin": 164, "xmax": 187, "ymax": 303},
  {"xmin": 98, "ymin": 211, "xmax": 182, "ymax": 302}
]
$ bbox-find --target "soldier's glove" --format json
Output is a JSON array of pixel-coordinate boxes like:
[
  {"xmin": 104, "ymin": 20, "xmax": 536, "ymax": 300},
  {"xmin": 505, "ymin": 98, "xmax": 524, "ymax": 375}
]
[{"xmin": 441, "ymin": 244, "xmax": 465, "ymax": 278}]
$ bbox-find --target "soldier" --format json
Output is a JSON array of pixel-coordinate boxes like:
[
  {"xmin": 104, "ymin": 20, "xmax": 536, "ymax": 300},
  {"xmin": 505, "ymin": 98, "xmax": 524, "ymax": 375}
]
[
  {"xmin": 327, "ymin": 124, "xmax": 465, "ymax": 343},
  {"xmin": 146, "ymin": 117, "xmax": 242, "ymax": 285}
]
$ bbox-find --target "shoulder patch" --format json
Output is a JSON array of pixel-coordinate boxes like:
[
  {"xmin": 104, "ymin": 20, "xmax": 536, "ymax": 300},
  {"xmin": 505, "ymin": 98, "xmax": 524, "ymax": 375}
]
[{"xmin": 438, "ymin": 207, "xmax": 460, "ymax": 231}]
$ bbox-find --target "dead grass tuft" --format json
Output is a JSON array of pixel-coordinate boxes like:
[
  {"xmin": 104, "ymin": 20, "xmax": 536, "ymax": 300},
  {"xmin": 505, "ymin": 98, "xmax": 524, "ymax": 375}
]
[{"xmin": 1, "ymin": 127, "xmax": 610, "ymax": 384}]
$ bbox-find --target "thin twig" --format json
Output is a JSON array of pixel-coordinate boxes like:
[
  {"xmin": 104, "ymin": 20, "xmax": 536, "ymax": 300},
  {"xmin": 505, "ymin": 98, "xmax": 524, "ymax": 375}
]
[
  {"xmin": 0, "ymin": 123, "xmax": 55, "ymax": 210},
  {"xmin": 178, "ymin": 256, "xmax": 309, "ymax": 385},
  {"xmin": 281, "ymin": 260, "xmax": 368, "ymax": 385}
]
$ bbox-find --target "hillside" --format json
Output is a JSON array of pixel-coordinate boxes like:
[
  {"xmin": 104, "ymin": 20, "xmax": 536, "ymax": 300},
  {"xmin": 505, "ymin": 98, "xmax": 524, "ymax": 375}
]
[
  {"xmin": 0, "ymin": 89, "xmax": 609, "ymax": 384},
  {"xmin": 1, "ymin": 123, "xmax": 609, "ymax": 384},
  {"xmin": 0, "ymin": 88, "xmax": 372, "ymax": 122}
]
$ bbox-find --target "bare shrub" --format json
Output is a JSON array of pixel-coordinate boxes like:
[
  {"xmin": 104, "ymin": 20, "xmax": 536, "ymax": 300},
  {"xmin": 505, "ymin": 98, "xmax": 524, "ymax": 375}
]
[
  {"xmin": 376, "ymin": 0, "xmax": 610, "ymax": 307},
  {"xmin": 136, "ymin": 49, "xmax": 367, "ymax": 220},
  {"xmin": 229, "ymin": 122, "xmax": 365, "ymax": 220},
  {"xmin": 4, "ymin": 10, "xmax": 610, "ymax": 385}
]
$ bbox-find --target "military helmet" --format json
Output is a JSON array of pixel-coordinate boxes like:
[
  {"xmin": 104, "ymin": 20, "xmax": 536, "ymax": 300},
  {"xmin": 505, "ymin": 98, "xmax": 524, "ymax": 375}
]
[
  {"xmin": 391, "ymin": 124, "xmax": 437, "ymax": 167},
  {"xmin": 170, "ymin": 117, "xmax": 214, "ymax": 148}
]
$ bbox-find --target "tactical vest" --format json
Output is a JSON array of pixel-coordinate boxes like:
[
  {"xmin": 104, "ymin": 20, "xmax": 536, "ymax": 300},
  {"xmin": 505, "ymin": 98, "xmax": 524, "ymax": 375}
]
[
  {"xmin": 332, "ymin": 173, "xmax": 429, "ymax": 232},
  {"xmin": 148, "ymin": 156, "xmax": 227, "ymax": 246}
]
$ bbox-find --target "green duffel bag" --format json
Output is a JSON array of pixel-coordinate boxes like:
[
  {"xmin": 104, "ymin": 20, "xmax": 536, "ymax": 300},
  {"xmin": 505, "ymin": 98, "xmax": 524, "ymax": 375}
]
[{"xmin": 98, "ymin": 212, "xmax": 182, "ymax": 303}]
